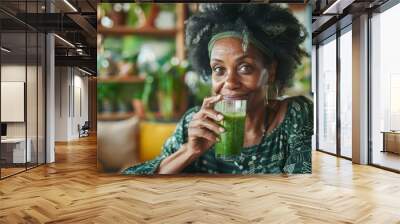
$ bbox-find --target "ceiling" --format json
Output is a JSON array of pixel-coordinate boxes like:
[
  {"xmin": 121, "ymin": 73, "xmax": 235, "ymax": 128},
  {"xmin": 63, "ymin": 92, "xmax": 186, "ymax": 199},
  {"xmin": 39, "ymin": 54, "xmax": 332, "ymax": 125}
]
[
  {"xmin": 0, "ymin": 0, "xmax": 97, "ymax": 74},
  {"xmin": 2, "ymin": 0, "xmax": 394, "ymax": 74},
  {"xmin": 312, "ymin": 0, "xmax": 390, "ymax": 43}
]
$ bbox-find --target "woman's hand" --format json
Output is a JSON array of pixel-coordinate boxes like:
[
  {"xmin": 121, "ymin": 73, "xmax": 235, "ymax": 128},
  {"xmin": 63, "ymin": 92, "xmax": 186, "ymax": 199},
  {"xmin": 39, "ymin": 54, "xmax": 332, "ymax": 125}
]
[
  {"xmin": 187, "ymin": 95, "xmax": 225, "ymax": 158},
  {"xmin": 155, "ymin": 95, "xmax": 224, "ymax": 174}
]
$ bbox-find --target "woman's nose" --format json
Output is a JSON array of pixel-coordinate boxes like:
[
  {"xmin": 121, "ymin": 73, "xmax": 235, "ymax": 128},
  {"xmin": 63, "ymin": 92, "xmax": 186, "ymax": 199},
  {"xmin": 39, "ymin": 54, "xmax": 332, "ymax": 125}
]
[{"xmin": 224, "ymin": 70, "xmax": 240, "ymax": 89}]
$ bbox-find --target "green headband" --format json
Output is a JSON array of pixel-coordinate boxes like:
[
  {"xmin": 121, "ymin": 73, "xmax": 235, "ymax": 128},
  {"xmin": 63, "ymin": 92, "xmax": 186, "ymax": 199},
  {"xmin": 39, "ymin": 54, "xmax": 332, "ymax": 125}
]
[{"xmin": 207, "ymin": 31, "xmax": 271, "ymax": 58}]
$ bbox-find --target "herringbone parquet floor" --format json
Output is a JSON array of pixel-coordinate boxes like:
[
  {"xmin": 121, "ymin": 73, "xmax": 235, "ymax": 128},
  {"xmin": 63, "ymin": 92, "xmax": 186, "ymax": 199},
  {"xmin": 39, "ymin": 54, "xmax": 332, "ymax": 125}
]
[{"xmin": 1, "ymin": 135, "xmax": 400, "ymax": 224}]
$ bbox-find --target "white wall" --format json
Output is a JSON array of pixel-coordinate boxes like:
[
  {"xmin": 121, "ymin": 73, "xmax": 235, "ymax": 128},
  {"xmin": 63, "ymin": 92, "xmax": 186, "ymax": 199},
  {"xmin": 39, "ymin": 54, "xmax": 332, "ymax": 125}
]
[
  {"xmin": 1, "ymin": 65, "xmax": 32, "ymax": 137},
  {"xmin": 1, "ymin": 64, "xmax": 46, "ymax": 164},
  {"xmin": 55, "ymin": 67, "xmax": 69, "ymax": 141},
  {"xmin": 55, "ymin": 67, "xmax": 89, "ymax": 141},
  {"xmin": 1, "ymin": 65, "xmax": 26, "ymax": 138},
  {"xmin": 73, "ymin": 73, "xmax": 89, "ymax": 138}
]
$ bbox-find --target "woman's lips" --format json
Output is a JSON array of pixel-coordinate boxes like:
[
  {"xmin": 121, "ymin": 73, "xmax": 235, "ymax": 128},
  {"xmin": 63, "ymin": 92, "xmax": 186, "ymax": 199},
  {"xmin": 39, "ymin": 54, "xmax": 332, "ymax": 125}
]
[{"xmin": 222, "ymin": 94, "xmax": 249, "ymax": 100}]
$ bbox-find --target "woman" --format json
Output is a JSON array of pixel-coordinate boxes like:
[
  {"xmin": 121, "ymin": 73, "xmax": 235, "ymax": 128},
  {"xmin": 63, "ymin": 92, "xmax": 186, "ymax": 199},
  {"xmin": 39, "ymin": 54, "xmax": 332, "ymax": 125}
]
[{"xmin": 123, "ymin": 3, "xmax": 313, "ymax": 175}]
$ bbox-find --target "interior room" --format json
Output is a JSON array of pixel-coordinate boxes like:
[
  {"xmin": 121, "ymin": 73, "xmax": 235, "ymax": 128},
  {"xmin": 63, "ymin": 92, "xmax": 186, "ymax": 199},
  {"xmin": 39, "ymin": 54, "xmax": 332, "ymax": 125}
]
[
  {"xmin": 0, "ymin": 0, "xmax": 97, "ymax": 179},
  {"xmin": 0, "ymin": 1, "xmax": 400, "ymax": 223}
]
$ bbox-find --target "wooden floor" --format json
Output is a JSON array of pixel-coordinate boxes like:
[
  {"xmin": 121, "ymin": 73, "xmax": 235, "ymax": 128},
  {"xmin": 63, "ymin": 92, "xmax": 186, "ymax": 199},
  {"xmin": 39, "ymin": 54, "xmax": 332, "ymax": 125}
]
[
  {"xmin": 1, "ymin": 167, "xmax": 26, "ymax": 178},
  {"xmin": 372, "ymin": 150, "xmax": 400, "ymax": 171},
  {"xmin": 1, "ymin": 136, "xmax": 400, "ymax": 223},
  {"xmin": 1, "ymin": 163, "xmax": 45, "ymax": 178}
]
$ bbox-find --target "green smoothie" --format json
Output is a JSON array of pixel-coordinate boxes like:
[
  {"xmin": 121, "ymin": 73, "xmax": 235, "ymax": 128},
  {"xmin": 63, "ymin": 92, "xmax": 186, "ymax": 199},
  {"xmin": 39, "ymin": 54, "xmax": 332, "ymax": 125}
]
[{"xmin": 215, "ymin": 112, "xmax": 246, "ymax": 160}]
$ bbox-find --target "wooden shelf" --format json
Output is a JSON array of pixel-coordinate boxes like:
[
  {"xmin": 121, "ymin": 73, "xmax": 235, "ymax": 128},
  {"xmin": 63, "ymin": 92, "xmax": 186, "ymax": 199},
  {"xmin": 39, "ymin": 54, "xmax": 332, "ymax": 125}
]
[
  {"xmin": 98, "ymin": 112, "xmax": 136, "ymax": 121},
  {"xmin": 98, "ymin": 26, "xmax": 178, "ymax": 37},
  {"xmin": 98, "ymin": 76, "xmax": 145, "ymax": 84}
]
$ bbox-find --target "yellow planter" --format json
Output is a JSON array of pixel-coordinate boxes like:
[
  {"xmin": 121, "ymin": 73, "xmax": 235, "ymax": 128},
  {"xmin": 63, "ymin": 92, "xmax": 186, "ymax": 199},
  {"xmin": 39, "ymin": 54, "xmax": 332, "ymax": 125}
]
[{"xmin": 139, "ymin": 121, "xmax": 177, "ymax": 162}]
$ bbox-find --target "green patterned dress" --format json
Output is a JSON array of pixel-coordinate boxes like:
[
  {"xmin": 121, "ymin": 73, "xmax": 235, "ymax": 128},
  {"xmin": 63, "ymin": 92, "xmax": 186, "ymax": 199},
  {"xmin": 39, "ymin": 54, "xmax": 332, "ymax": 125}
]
[{"xmin": 123, "ymin": 96, "xmax": 313, "ymax": 175}]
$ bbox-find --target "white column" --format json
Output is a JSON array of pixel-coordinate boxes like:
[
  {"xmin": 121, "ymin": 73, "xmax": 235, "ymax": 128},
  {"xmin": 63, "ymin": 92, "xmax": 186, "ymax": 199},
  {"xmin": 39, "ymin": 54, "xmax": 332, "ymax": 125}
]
[
  {"xmin": 352, "ymin": 14, "xmax": 369, "ymax": 164},
  {"xmin": 46, "ymin": 32, "xmax": 55, "ymax": 163}
]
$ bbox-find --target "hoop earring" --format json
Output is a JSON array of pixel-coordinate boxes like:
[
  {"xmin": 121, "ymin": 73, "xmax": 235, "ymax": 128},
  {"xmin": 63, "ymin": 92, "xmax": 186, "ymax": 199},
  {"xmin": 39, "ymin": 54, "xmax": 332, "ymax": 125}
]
[
  {"xmin": 271, "ymin": 83, "xmax": 279, "ymax": 99},
  {"xmin": 265, "ymin": 84, "xmax": 269, "ymax": 105},
  {"xmin": 265, "ymin": 83, "xmax": 279, "ymax": 105}
]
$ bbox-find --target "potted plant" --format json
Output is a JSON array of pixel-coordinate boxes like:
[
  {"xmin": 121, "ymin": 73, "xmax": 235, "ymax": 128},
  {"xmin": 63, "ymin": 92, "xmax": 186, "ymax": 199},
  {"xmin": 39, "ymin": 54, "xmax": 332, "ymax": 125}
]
[
  {"xmin": 120, "ymin": 36, "xmax": 142, "ymax": 77},
  {"xmin": 138, "ymin": 57, "xmax": 188, "ymax": 121},
  {"xmin": 97, "ymin": 84, "xmax": 114, "ymax": 114},
  {"xmin": 184, "ymin": 70, "xmax": 212, "ymax": 107},
  {"xmin": 135, "ymin": 57, "xmax": 189, "ymax": 162},
  {"xmin": 157, "ymin": 57, "xmax": 188, "ymax": 120},
  {"xmin": 97, "ymin": 84, "xmax": 105, "ymax": 113}
]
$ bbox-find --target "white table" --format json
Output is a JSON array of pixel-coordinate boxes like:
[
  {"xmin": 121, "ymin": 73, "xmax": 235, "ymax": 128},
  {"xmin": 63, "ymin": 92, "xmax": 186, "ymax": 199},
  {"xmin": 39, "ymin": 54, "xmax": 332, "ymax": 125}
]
[{"xmin": 1, "ymin": 138, "xmax": 32, "ymax": 163}]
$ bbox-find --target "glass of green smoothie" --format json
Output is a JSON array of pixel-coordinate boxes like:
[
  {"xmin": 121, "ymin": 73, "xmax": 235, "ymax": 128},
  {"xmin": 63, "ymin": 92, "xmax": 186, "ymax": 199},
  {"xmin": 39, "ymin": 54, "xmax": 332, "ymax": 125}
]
[{"xmin": 214, "ymin": 98, "xmax": 247, "ymax": 161}]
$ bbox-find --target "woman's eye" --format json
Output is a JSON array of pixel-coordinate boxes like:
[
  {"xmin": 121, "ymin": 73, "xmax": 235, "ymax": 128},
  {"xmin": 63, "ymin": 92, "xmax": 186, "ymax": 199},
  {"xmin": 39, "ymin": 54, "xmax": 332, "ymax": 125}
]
[
  {"xmin": 213, "ymin": 66, "xmax": 225, "ymax": 75},
  {"xmin": 239, "ymin": 64, "xmax": 253, "ymax": 74}
]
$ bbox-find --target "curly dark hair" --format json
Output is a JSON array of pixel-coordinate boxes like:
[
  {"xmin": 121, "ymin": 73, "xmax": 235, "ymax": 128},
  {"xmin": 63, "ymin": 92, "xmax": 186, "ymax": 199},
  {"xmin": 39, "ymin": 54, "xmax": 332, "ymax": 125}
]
[{"xmin": 185, "ymin": 3, "xmax": 308, "ymax": 88}]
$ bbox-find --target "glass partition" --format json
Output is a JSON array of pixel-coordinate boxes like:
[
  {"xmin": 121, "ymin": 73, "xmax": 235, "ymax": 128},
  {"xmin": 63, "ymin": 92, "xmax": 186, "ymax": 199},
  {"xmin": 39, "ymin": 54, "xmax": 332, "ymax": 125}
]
[
  {"xmin": 0, "ymin": 0, "xmax": 46, "ymax": 179},
  {"xmin": 1, "ymin": 26, "xmax": 28, "ymax": 178}
]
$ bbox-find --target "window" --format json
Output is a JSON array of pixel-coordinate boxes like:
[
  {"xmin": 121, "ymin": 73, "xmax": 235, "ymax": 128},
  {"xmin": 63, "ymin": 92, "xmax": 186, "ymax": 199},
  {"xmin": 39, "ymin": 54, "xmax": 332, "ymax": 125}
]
[
  {"xmin": 339, "ymin": 28, "xmax": 352, "ymax": 158},
  {"xmin": 317, "ymin": 35, "xmax": 337, "ymax": 154},
  {"xmin": 370, "ymin": 2, "xmax": 400, "ymax": 171}
]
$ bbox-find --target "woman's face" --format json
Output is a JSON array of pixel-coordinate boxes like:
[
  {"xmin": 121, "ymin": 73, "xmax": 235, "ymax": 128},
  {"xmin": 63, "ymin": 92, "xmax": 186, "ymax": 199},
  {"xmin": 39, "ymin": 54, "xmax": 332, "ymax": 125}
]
[{"xmin": 210, "ymin": 37, "xmax": 276, "ymax": 110}]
